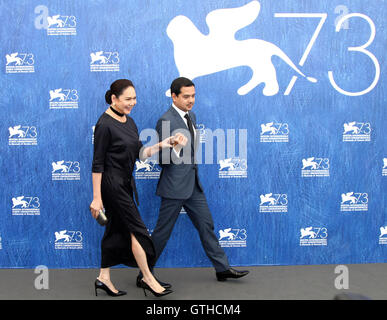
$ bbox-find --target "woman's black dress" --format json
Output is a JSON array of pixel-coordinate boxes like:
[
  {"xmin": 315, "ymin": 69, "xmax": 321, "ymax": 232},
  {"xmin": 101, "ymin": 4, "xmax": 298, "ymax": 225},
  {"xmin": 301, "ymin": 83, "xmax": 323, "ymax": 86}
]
[{"xmin": 92, "ymin": 112, "xmax": 155, "ymax": 268}]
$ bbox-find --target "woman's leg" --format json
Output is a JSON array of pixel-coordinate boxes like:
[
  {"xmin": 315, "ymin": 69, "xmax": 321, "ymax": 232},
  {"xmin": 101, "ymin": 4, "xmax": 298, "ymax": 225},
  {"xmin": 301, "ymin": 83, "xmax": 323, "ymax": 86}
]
[
  {"xmin": 131, "ymin": 233, "xmax": 165, "ymax": 293},
  {"xmin": 97, "ymin": 268, "xmax": 119, "ymax": 293}
]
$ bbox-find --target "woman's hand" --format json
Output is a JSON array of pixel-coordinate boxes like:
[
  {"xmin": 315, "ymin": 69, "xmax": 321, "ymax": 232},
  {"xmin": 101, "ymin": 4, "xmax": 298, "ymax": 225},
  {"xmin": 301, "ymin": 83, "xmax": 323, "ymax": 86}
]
[
  {"xmin": 159, "ymin": 136, "xmax": 174, "ymax": 149},
  {"xmin": 90, "ymin": 198, "xmax": 104, "ymax": 219}
]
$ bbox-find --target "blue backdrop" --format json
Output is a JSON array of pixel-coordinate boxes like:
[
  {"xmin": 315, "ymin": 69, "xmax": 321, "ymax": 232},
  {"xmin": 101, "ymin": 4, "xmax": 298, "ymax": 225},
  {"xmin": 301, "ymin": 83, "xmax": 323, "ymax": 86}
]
[{"xmin": 1, "ymin": 0, "xmax": 386, "ymax": 268}]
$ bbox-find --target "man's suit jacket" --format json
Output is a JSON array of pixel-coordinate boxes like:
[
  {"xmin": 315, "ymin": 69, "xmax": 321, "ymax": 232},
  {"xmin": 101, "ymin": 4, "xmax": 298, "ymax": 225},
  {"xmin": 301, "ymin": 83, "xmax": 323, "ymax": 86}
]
[{"xmin": 156, "ymin": 106, "xmax": 204, "ymax": 199}]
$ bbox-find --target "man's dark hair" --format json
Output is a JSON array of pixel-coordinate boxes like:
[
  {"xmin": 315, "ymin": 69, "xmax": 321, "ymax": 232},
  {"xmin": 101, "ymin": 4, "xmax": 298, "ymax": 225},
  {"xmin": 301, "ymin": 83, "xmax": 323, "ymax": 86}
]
[{"xmin": 170, "ymin": 77, "xmax": 195, "ymax": 96}]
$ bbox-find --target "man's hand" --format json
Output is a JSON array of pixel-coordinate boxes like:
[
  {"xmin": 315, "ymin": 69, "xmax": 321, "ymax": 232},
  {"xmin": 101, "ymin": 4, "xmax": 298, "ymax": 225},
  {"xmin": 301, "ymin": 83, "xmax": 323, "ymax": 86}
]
[
  {"xmin": 172, "ymin": 133, "xmax": 188, "ymax": 148},
  {"xmin": 159, "ymin": 133, "xmax": 188, "ymax": 149}
]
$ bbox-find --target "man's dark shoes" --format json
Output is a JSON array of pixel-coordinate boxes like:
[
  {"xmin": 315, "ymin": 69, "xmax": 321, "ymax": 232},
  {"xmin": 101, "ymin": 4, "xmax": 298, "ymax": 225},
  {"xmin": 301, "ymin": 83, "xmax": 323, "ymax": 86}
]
[
  {"xmin": 136, "ymin": 273, "xmax": 172, "ymax": 289},
  {"xmin": 216, "ymin": 268, "xmax": 249, "ymax": 281}
]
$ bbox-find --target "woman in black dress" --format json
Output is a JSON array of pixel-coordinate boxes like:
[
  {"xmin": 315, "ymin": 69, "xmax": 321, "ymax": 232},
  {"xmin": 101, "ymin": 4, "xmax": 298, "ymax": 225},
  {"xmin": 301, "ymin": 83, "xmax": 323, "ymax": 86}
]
[{"xmin": 90, "ymin": 79, "xmax": 186, "ymax": 297}]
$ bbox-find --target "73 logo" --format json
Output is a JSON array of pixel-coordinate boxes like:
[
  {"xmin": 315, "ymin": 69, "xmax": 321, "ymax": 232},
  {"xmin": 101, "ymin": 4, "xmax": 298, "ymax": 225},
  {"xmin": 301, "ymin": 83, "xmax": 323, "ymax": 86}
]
[
  {"xmin": 302, "ymin": 157, "xmax": 329, "ymax": 170},
  {"xmin": 219, "ymin": 228, "xmax": 247, "ymax": 241},
  {"xmin": 12, "ymin": 196, "xmax": 40, "ymax": 209},
  {"xmin": 34, "ymin": 5, "xmax": 76, "ymax": 29}
]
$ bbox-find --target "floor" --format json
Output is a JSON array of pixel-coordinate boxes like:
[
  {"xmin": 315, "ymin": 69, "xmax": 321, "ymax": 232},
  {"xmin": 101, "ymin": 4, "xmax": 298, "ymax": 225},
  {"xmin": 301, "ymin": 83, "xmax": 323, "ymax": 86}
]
[{"xmin": 0, "ymin": 264, "xmax": 384, "ymax": 300}]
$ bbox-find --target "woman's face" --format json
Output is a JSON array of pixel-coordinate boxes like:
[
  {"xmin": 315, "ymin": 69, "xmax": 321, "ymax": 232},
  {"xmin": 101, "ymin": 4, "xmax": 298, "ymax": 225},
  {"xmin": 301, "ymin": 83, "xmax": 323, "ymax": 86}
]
[{"xmin": 112, "ymin": 86, "xmax": 137, "ymax": 114}]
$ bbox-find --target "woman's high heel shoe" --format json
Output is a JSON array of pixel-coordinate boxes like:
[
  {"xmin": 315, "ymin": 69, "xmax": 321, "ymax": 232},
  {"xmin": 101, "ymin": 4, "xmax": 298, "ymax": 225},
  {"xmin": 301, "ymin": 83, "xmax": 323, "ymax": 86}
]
[
  {"xmin": 140, "ymin": 280, "xmax": 173, "ymax": 297},
  {"xmin": 94, "ymin": 279, "xmax": 127, "ymax": 297}
]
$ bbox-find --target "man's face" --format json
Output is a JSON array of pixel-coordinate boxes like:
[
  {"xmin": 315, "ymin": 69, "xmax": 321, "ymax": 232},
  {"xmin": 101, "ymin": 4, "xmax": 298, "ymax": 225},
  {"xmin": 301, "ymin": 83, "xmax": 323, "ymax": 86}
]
[{"xmin": 172, "ymin": 86, "xmax": 195, "ymax": 112}]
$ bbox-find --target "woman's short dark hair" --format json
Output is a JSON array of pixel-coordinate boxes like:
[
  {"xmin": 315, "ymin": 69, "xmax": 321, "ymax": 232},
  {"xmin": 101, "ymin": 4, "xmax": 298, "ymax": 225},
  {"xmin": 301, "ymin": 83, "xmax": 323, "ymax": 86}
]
[
  {"xmin": 105, "ymin": 79, "xmax": 135, "ymax": 104},
  {"xmin": 170, "ymin": 77, "xmax": 195, "ymax": 96}
]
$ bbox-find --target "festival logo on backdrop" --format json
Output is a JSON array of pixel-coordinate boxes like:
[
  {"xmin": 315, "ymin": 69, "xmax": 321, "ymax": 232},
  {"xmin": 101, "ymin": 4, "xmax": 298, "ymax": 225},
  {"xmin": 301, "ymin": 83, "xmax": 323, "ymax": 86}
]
[
  {"xmin": 218, "ymin": 228, "xmax": 247, "ymax": 248},
  {"xmin": 46, "ymin": 14, "xmax": 76, "ymax": 36},
  {"xmin": 166, "ymin": 1, "xmax": 316, "ymax": 96},
  {"xmin": 51, "ymin": 161, "xmax": 80, "ymax": 181},
  {"xmin": 11, "ymin": 196, "xmax": 40, "ymax": 216},
  {"xmin": 90, "ymin": 51, "xmax": 120, "ymax": 72},
  {"xmin": 196, "ymin": 124, "xmax": 207, "ymax": 143},
  {"xmin": 5, "ymin": 52, "xmax": 34, "ymax": 73},
  {"xmin": 340, "ymin": 192, "xmax": 368, "ymax": 212},
  {"xmin": 259, "ymin": 193, "xmax": 288, "ymax": 213},
  {"xmin": 134, "ymin": 159, "xmax": 161, "ymax": 179},
  {"xmin": 34, "ymin": 5, "xmax": 76, "ymax": 36},
  {"xmin": 49, "ymin": 89, "xmax": 79, "ymax": 109},
  {"xmin": 342, "ymin": 122, "xmax": 371, "ymax": 142},
  {"xmin": 260, "ymin": 122, "xmax": 289, "ymax": 143},
  {"xmin": 299, "ymin": 227, "xmax": 328, "ymax": 246},
  {"xmin": 383, "ymin": 158, "xmax": 387, "ymax": 176},
  {"xmin": 54, "ymin": 230, "xmax": 83, "ymax": 249},
  {"xmin": 218, "ymin": 157, "xmax": 247, "ymax": 178},
  {"xmin": 379, "ymin": 227, "xmax": 387, "ymax": 245},
  {"xmin": 8, "ymin": 125, "xmax": 37, "ymax": 146},
  {"xmin": 301, "ymin": 157, "xmax": 330, "ymax": 177},
  {"xmin": 167, "ymin": 1, "xmax": 380, "ymax": 98}
]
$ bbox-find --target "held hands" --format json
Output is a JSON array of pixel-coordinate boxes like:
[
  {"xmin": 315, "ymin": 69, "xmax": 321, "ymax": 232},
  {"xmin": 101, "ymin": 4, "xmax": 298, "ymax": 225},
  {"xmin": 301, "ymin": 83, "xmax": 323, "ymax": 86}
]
[
  {"xmin": 90, "ymin": 198, "xmax": 104, "ymax": 219},
  {"xmin": 160, "ymin": 133, "xmax": 188, "ymax": 149},
  {"xmin": 141, "ymin": 133, "xmax": 188, "ymax": 160}
]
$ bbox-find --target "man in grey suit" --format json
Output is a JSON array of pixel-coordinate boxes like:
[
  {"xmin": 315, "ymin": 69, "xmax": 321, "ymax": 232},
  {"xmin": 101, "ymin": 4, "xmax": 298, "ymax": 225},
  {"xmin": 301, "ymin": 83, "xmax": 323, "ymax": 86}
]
[{"xmin": 137, "ymin": 77, "xmax": 249, "ymax": 287}]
